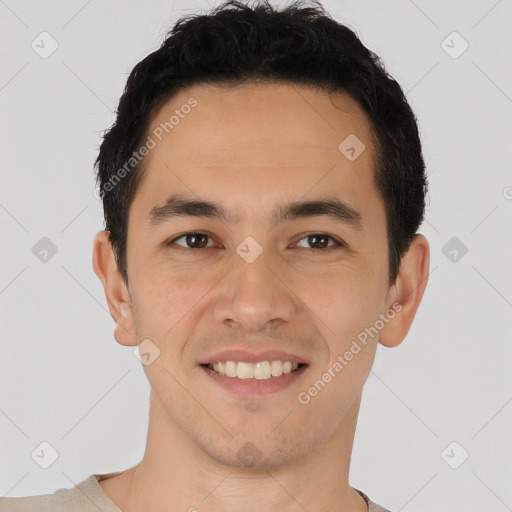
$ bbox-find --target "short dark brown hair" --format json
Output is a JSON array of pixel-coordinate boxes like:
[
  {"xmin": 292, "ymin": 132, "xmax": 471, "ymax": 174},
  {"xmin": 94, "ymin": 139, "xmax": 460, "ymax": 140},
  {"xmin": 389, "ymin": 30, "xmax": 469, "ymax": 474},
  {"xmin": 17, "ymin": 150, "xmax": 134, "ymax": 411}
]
[{"xmin": 95, "ymin": 0, "xmax": 427, "ymax": 287}]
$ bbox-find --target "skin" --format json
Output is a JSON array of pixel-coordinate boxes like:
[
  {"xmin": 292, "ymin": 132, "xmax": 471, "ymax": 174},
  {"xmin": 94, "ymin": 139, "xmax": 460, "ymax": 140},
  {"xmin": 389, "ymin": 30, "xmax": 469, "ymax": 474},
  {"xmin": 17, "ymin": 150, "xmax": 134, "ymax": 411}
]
[{"xmin": 93, "ymin": 82, "xmax": 429, "ymax": 512}]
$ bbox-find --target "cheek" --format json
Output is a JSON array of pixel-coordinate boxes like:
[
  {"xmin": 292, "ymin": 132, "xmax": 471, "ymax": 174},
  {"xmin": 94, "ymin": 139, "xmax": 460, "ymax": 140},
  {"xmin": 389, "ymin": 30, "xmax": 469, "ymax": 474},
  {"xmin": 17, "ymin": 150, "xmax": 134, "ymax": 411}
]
[
  {"xmin": 296, "ymin": 273, "xmax": 380, "ymax": 413},
  {"xmin": 131, "ymin": 269, "xmax": 208, "ymax": 352},
  {"xmin": 308, "ymin": 264, "xmax": 384, "ymax": 325},
  {"xmin": 131, "ymin": 272, "xmax": 210, "ymax": 395},
  {"xmin": 301, "ymin": 271, "xmax": 385, "ymax": 383}
]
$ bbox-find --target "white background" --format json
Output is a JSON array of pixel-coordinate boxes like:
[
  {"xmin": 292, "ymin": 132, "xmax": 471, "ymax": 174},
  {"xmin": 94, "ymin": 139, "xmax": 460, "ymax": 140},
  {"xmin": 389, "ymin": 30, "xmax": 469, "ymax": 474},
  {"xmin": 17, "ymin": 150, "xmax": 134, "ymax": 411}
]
[{"xmin": 0, "ymin": 1, "xmax": 511, "ymax": 510}]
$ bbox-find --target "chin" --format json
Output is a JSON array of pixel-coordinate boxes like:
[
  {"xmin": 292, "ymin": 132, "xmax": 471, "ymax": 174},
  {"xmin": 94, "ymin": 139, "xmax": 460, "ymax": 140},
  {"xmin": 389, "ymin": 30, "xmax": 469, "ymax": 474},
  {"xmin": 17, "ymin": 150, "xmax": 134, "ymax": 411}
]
[{"xmin": 200, "ymin": 430, "xmax": 315, "ymax": 471}]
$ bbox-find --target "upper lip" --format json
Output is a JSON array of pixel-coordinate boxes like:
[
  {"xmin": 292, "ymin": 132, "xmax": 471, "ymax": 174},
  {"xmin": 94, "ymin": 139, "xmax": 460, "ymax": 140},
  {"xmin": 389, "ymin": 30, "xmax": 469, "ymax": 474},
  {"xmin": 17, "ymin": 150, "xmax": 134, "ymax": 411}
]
[{"xmin": 199, "ymin": 349, "xmax": 309, "ymax": 365}]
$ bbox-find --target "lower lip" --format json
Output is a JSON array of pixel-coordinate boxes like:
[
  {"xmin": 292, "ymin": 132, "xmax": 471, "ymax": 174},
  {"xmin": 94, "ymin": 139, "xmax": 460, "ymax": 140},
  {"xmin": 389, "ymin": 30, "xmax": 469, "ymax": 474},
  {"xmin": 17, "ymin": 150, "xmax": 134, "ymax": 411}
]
[{"xmin": 200, "ymin": 364, "xmax": 308, "ymax": 397}]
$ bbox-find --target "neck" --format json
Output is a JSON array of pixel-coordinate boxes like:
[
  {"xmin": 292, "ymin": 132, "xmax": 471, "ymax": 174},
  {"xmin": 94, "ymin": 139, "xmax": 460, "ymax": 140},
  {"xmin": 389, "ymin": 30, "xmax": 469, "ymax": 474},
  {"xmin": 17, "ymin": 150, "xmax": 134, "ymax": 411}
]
[{"xmin": 101, "ymin": 392, "xmax": 368, "ymax": 512}]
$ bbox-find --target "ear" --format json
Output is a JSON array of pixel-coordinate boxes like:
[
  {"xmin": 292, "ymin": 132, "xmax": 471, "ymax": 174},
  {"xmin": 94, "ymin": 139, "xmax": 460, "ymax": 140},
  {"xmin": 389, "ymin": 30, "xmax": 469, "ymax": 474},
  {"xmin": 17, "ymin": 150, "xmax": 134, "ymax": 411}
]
[
  {"xmin": 379, "ymin": 234, "xmax": 430, "ymax": 348},
  {"xmin": 92, "ymin": 230, "xmax": 137, "ymax": 347}
]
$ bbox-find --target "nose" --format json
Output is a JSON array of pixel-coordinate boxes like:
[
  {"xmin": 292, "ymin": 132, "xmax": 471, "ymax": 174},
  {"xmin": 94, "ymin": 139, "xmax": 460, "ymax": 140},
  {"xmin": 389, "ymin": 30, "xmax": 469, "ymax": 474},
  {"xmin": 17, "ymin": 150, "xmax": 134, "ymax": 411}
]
[{"xmin": 212, "ymin": 247, "xmax": 297, "ymax": 333}]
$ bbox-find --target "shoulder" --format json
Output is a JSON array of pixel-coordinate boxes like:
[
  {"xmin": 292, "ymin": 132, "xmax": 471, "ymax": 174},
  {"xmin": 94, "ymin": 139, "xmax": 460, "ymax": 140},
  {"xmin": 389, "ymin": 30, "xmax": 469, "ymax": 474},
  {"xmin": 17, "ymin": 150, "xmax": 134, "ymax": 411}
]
[
  {"xmin": 368, "ymin": 501, "xmax": 394, "ymax": 512},
  {"xmin": 0, "ymin": 490, "xmax": 62, "ymax": 511},
  {"xmin": 0, "ymin": 474, "xmax": 114, "ymax": 512},
  {"xmin": 356, "ymin": 488, "xmax": 393, "ymax": 512}
]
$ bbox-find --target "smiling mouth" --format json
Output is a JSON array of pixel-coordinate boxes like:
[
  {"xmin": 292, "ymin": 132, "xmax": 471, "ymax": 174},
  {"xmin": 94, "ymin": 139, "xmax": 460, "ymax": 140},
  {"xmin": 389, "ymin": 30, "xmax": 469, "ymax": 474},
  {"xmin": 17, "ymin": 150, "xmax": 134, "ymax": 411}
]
[{"xmin": 202, "ymin": 360, "xmax": 307, "ymax": 380}]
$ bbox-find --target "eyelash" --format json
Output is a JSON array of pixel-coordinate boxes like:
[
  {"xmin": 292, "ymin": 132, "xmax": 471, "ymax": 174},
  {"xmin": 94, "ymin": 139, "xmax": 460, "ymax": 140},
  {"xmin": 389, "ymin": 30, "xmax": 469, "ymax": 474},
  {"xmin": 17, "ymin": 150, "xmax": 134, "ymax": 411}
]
[{"xmin": 166, "ymin": 231, "xmax": 346, "ymax": 253}]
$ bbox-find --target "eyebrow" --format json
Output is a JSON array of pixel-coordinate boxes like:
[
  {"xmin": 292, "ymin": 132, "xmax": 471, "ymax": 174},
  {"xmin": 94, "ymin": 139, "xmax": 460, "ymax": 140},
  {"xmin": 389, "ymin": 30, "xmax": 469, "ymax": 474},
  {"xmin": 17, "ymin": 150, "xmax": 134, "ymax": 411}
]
[{"xmin": 147, "ymin": 193, "xmax": 363, "ymax": 230}]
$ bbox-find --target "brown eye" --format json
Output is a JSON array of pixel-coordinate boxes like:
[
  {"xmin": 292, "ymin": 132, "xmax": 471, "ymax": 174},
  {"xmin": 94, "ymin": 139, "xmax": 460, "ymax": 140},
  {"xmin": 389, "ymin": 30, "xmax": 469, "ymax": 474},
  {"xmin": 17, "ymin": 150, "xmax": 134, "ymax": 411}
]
[
  {"xmin": 168, "ymin": 232, "xmax": 215, "ymax": 249},
  {"xmin": 295, "ymin": 233, "xmax": 344, "ymax": 251}
]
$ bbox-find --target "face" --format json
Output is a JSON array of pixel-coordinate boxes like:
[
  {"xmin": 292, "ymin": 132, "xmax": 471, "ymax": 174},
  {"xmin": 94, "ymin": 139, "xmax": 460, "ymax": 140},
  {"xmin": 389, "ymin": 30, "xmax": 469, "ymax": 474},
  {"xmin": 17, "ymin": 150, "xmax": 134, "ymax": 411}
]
[{"xmin": 119, "ymin": 82, "xmax": 398, "ymax": 468}]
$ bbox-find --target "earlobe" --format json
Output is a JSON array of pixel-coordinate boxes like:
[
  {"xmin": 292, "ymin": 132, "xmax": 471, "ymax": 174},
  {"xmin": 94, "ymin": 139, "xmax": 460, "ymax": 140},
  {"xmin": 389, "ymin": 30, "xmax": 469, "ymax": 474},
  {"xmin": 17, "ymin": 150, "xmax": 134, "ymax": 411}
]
[
  {"xmin": 92, "ymin": 230, "xmax": 138, "ymax": 347},
  {"xmin": 379, "ymin": 234, "xmax": 430, "ymax": 348}
]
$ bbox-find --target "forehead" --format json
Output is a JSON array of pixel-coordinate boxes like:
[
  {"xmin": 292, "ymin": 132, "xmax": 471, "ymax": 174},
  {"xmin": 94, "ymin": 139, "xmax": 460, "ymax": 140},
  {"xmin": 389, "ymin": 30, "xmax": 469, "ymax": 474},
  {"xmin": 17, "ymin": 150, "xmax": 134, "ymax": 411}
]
[{"xmin": 130, "ymin": 81, "xmax": 382, "ymax": 226}]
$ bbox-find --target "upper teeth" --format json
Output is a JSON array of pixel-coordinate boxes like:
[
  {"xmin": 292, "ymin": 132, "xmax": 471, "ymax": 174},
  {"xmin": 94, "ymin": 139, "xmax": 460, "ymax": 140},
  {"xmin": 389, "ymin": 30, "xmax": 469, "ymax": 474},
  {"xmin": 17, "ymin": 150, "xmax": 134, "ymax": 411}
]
[{"xmin": 208, "ymin": 360, "xmax": 300, "ymax": 379}]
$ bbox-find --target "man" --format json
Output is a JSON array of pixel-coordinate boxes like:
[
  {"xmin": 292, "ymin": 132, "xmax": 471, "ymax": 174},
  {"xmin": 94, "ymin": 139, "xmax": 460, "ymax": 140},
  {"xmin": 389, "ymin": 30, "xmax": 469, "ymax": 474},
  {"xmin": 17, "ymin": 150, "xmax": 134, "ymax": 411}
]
[{"xmin": 0, "ymin": 1, "xmax": 429, "ymax": 511}]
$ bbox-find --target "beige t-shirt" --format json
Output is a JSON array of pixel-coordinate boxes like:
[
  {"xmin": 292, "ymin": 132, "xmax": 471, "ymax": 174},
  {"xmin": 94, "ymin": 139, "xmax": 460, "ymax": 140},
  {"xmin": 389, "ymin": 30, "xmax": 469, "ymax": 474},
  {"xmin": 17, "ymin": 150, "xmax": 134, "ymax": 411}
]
[{"xmin": 0, "ymin": 472, "xmax": 392, "ymax": 511}]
